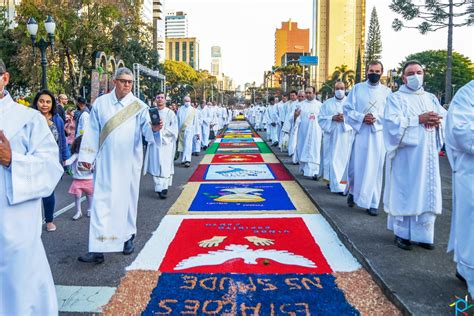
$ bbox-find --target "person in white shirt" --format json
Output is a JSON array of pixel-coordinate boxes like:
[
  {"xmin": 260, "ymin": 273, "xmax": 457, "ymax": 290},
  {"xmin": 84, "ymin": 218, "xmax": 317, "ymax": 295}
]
[
  {"xmin": 343, "ymin": 60, "xmax": 391, "ymax": 216},
  {"xmin": 0, "ymin": 59, "xmax": 63, "ymax": 316},
  {"xmin": 176, "ymin": 96, "xmax": 200, "ymax": 167},
  {"xmin": 294, "ymin": 87, "xmax": 323, "ymax": 179},
  {"xmin": 77, "ymin": 67, "xmax": 160, "ymax": 263},
  {"xmin": 145, "ymin": 92, "xmax": 179, "ymax": 199},
  {"xmin": 383, "ymin": 61, "xmax": 446, "ymax": 250},
  {"xmin": 445, "ymin": 80, "xmax": 474, "ymax": 297},
  {"xmin": 318, "ymin": 82, "xmax": 353, "ymax": 193}
]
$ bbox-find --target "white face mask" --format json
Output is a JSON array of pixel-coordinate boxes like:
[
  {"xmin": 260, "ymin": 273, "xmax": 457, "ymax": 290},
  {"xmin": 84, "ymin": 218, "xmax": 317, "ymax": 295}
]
[
  {"xmin": 335, "ymin": 90, "xmax": 345, "ymax": 99},
  {"xmin": 406, "ymin": 74, "xmax": 423, "ymax": 91}
]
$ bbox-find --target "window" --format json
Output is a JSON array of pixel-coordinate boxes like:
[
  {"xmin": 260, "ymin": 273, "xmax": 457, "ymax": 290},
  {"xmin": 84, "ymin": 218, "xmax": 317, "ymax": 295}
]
[
  {"xmin": 175, "ymin": 42, "xmax": 180, "ymax": 61},
  {"xmin": 169, "ymin": 42, "xmax": 173, "ymax": 59},
  {"xmin": 182, "ymin": 42, "xmax": 187, "ymax": 63}
]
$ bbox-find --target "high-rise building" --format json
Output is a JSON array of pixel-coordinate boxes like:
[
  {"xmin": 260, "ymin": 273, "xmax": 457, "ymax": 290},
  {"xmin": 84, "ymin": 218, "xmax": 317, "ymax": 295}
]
[
  {"xmin": 152, "ymin": 0, "xmax": 166, "ymax": 62},
  {"xmin": 211, "ymin": 46, "xmax": 222, "ymax": 77},
  {"xmin": 165, "ymin": 37, "xmax": 199, "ymax": 69},
  {"xmin": 1, "ymin": 0, "xmax": 20, "ymax": 27},
  {"xmin": 275, "ymin": 20, "xmax": 310, "ymax": 67},
  {"xmin": 312, "ymin": 0, "xmax": 366, "ymax": 88},
  {"xmin": 165, "ymin": 11, "xmax": 188, "ymax": 38},
  {"xmin": 141, "ymin": 0, "xmax": 153, "ymax": 24}
]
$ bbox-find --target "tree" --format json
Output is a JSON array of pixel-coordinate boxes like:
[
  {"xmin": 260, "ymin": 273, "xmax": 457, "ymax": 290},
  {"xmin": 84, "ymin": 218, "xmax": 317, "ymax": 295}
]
[
  {"xmin": 390, "ymin": 0, "xmax": 474, "ymax": 103},
  {"xmin": 365, "ymin": 7, "xmax": 383, "ymax": 65},
  {"xmin": 318, "ymin": 65, "xmax": 356, "ymax": 100},
  {"xmin": 399, "ymin": 50, "xmax": 473, "ymax": 101},
  {"xmin": 355, "ymin": 47, "xmax": 363, "ymax": 83},
  {"xmin": 1, "ymin": 0, "xmax": 156, "ymax": 97}
]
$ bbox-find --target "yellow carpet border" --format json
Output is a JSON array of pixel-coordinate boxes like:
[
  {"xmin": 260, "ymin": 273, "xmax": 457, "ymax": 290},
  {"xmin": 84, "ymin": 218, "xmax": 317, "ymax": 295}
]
[
  {"xmin": 200, "ymin": 153, "xmax": 279, "ymax": 164},
  {"xmin": 168, "ymin": 181, "xmax": 318, "ymax": 215}
]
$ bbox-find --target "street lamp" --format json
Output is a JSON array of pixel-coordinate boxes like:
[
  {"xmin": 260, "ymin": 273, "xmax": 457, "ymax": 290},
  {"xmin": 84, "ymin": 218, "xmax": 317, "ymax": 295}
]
[
  {"xmin": 27, "ymin": 16, "xmax": 56, "ymax": 90},
  {"xmin": 182, "ymin": 84, "xmax": 197, "ymax": 100}
]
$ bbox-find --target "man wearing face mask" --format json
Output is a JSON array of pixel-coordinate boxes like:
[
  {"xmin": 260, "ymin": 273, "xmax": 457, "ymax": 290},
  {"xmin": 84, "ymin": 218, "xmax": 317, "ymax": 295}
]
[
  {"xmin": 318, "ymin": 81, "xmax": 353, "ymax": 193},
  {"xmin": 177, "ymin": 96, "xmax": 200, "ymax": 167},
  {"xmin": 383, "ymin": 61, "xmax": 446, "ymax": 251},
  {"xmin": 344, "ymin": 60, "xmax": 391, "ymax": 216},
  {"xmin": 295, "ymin": 87, "xmax": 323, "ymax": 179},
  {"xmin": 288, "ymin": 90, "xmax": 306, "ymax": 164}
]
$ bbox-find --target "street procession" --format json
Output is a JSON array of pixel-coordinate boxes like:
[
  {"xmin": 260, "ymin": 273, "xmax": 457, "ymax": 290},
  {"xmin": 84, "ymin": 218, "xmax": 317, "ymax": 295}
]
[{"xmin": 0, "ymin": 0, "xmax": 473, "ymax": 315}]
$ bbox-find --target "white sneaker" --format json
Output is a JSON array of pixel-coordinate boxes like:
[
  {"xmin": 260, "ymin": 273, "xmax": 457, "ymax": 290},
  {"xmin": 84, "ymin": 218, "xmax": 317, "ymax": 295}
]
[
  {"xmin": 87, "ymin": 210, "xmax": 91, "ymax": 217},
  {"xmin": 72, "ymin": 212, "xmax": 82, "ymax": 220}
]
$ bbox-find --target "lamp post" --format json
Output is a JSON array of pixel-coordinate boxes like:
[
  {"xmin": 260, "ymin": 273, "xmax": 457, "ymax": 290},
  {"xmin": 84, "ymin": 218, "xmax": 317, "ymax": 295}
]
[
  {"xmin": 182, "ymin": 84, "xmax": 197, "ymax": 100},
  {"xmin": 27, "ymin": 16, "xmax": 56, "ymax": 90}
]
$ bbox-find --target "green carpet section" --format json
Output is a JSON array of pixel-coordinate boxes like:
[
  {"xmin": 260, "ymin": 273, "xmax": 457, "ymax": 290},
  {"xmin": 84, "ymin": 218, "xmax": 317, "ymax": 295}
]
[
  {"xmin": 205, "ymin": 142, "xmax": 219, "ymax": 154},
  {"xmin": 257, "ymin": 142, "xmax": 272, "ymax": 153}
]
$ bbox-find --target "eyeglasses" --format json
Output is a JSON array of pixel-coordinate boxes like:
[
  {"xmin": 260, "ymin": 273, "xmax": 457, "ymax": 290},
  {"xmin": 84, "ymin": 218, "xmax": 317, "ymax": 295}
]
[
  {"xmin": 116, "ymin": 79, "xmax": 133, "ymax": 85},
  {"xmin": 156, "ymin": 96, "xmax": 165, "ymax": 99}
]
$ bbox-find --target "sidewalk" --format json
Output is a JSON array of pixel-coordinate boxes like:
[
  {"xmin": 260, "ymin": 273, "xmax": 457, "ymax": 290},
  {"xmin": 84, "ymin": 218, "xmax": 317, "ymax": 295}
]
[{"xmin": 261, "ymin": 134, "xmax": 468, "ymax": 315}]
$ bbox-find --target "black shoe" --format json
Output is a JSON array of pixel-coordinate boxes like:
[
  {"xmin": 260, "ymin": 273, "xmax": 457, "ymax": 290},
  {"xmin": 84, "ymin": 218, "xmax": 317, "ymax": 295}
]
[
  {"xmin": 326, "ymin": 183, "xmax": 330, "ymax": 190},
  {"xmin": 395, "ymin": 236, "xmax": 412, "ymax": 250},
  {"xmin": 123, "ymin": 235, "xmax": 135, "ymax": 255},
  {"xmin": 192, "ymin": 152, "xmax": 199, "ymax": 156},
  {"xmin": 202, "ymin": 146, "xmax": 208, "ymax": 150},
  {"xmin": 312, "ymin": 175, "xmax": 321, "ymax": 181},
  {"xmin": 367, "ymin": 208, "xmax": 379, "ymax": 216},
  {"xmin": 184, "ymin": 161, "xmax": 191, "ymax": 168},
  {"xmin": 159, "ymin": 189, "xmax": 168, "ymax": 199},
  {"xmin": 271, "ymin": 142, "xmax": 279, "ymax": 147},
  {"xmin": 417, "ymin": 242, "xmax": 435, "ymax": 250},
  {"xmin": 456, "ymin": 270, "xmax": 467, "ymax": 285},
  {"xmin": 78, "ymin": 252, "xmax": 104, "ymax": 264},
  {"xmin": 347, "ymin": 194, "xmax": 355, "ymax": 207}
]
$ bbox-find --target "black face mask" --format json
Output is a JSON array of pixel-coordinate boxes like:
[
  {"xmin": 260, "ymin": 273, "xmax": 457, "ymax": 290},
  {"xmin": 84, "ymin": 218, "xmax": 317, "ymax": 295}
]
[{"xmin": 367, "ymin": 73, "xmax": 381, "ymax": 84}]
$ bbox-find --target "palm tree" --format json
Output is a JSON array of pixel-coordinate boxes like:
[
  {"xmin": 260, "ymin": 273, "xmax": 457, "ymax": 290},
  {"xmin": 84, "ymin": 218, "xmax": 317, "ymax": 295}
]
[
  {"xmin": 319, "ymin": 65, "xmax": 356, "ymax": 100},
  {"xmin": 331, "ymin": 65, "xmax": 356, "ymax": 88}
]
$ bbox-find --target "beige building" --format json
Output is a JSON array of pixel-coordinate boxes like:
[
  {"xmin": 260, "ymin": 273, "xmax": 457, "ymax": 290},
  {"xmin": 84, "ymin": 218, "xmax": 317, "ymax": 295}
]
[
  {"xmin": 312, "ymin": 0, "xmax": 366, "ymax": 88},
  {"xmin": 165, "ymin": 37, "xmax": 199, "ymax": 69}
]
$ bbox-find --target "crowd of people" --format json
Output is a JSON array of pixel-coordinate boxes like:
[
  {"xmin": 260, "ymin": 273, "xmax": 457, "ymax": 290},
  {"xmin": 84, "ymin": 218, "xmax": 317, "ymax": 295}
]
[
  {"xmin": 245, "ymin": 60, "xmax": 473, "ymax": 297},
  {"xmin": 0, "ymin": 56, "xmax": 472, "ymax": 315}
]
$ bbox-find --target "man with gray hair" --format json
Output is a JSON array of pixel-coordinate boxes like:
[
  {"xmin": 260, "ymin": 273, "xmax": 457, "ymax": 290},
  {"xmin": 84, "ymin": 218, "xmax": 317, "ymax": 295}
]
[
  {"xmin": 77, "ymin": 67, "xmax": 160, "ymax": 263},
  {"xmin": 0, "ymin": 59, "xmax": 63, "ymax": 315},
  {"xmin": 177, "ymin": 95, "xmax": 200, "ymax": 167}
]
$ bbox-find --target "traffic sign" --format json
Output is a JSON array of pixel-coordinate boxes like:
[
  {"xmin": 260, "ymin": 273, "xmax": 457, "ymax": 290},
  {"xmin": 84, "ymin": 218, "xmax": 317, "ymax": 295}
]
[{"xmin": 299, "ymin": 56, "xmax": 318, "ymax": 65}]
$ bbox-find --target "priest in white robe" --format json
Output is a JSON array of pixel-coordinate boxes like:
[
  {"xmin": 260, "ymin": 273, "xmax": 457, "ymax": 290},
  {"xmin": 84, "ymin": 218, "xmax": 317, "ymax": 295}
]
[
  {"xmin": 0, "ymin": 61, "xmax": 63, "ymax": 315},
  {"xmin": 145, "ymin": 92, "xmax": 178, "ymax": 199},
  {"xmin": 255, "ymin": 103, "xmax": 265, "ymax": 131},
  {"xmin": 318, "ymin": 82, "xmax": 353, "ymax": 193},
  {"xmin": 281, "ymin": 91, "xmax": 297, "ymax": 153},
  {"xmin": 208, "ymin": 102, "xmax": 219, "ymax": 137},
  {"xmin": 383, "ymin": 61, "xmax": 446, "ymax": 250},
  {"xmin": 199, "ymin": 101, "xmax": 211, "ymax": 149},
  {"xmin": 177, "ymin": 96, "xmax": 200, "ymax": 167},
  {"xmin": 446, "ymin": 80, "xmax": 474, "ymax": 297},
  {"xmin": 276, "ymin": 94, "xmax": 288, "ymax": 150},
  {"xmin": 263, "ymin": 100, "xmax": 274, "ymax": 142},
  {"xmin": 287, "ymin": 90, "xmax": 305, "ymax": 163},
  {"xmin": 192, "ymin": 103, "xmax": 202, "ymax": 156},
  {"xmin": 295, "ymin": 87, "xmax": 323, "ymax": 178},
  {"xmin": 343, "ymin": 61, "xmax": 391, "ymax": 216},
  {"xmin": 78, "ymin": 68, "xmax": 158, "ymax": 263}
]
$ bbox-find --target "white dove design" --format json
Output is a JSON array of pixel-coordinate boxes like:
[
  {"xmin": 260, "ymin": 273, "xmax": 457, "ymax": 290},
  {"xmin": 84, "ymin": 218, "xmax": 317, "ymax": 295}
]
[{"xmin": 174, "ymin": 244, "xmax": 317, "ymax": 270}]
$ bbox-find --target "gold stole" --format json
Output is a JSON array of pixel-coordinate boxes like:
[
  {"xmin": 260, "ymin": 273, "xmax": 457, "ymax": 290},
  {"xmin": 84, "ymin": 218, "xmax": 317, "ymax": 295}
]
[
  {"xmin": 178, "ymin": 107, "xmax": 196, "ymax": 151},
  {"xmin": 98, "ymin": 101, "xmax": 142, "ymax": 149}
]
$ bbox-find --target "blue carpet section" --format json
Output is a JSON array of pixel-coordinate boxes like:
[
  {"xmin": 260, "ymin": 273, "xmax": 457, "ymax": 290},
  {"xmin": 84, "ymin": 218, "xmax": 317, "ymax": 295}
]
[
  {"xmin": 189, "ymin": 183, "xmax": 296, "ymax": 212},
  {"xmin": 142, "ymin": 273, "xmax": 359, "ymax": 315}
]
